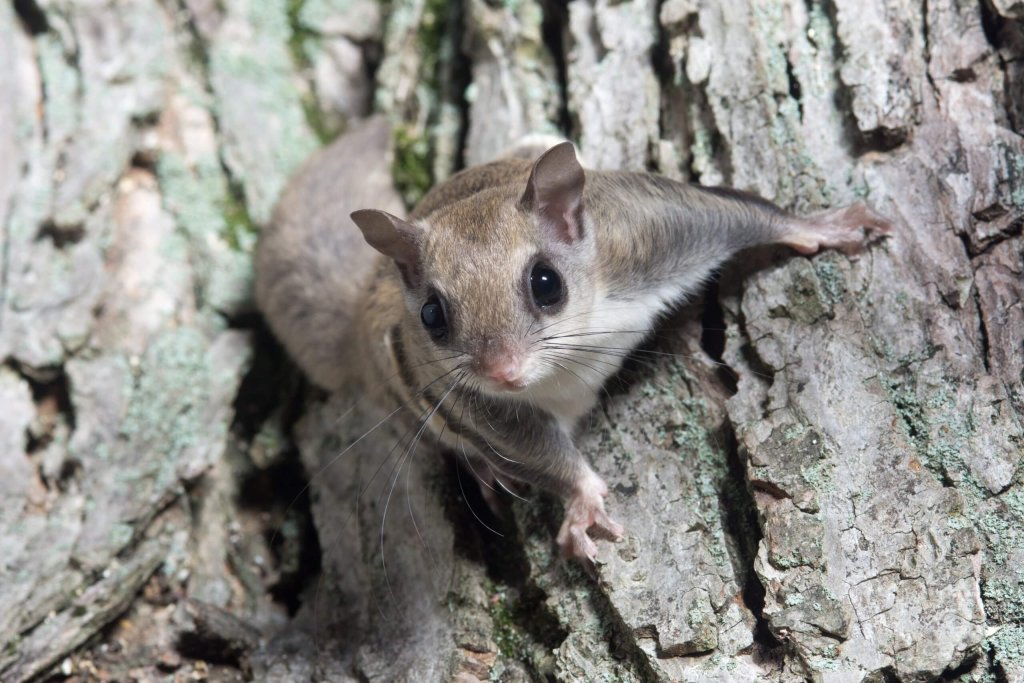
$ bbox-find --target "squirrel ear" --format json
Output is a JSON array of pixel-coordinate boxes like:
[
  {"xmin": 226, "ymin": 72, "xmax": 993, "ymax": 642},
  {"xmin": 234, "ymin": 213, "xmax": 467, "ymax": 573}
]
[
  {"xmin": 351, "ymin": 209, "xmax": 422, "ymax": 281},
  {"xmin": 519, "ymin": 142, "xmax": 585, "ymax": 243}
]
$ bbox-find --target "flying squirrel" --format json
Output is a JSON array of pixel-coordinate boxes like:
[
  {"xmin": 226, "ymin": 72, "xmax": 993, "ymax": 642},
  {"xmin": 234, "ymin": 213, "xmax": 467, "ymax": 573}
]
[{"xmin": 255, "ymin": 116, "xmax": 893, "ymax": 563}]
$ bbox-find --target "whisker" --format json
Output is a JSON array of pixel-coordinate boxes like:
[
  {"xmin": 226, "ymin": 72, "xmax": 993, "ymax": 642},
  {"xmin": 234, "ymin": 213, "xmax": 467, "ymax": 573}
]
[
  {"xmin": 459, "ymin": 379, "xmax": 531, "ymax": 501},
  {"xmin": 530, "ymin": 307, "xmax": 595, "ymax": 336},
  {"xmin": 541, "ymin": 345, "xmax": 625, "ymax": 371},
  {"xmin": 493, "ymin": 474, "xmax": 529, "ymax": 502},
  {"xmin": 538, "ymin": 356, "xmax": 606, "ymax": 401},
  {"xmin": 357, "ymin": 398, "xmax": 444, "ymax": 623},
  {"xmin": 271, "ymin": 361, "xmax": 470, "ymax": 571},
  {"xmin": 324, "ymin": 351, "xmax": 466, "ymax": 429},
  {"xmin": 288, "ymin": 364, "xmax": 465, "ymax": 515},
  {"xmin": 451, "ymin": 392, "xmax": 501, "ymax": 495},
  {"xmin": 479, "ymin": 428, "xmax": 523, "ymax": 466},
  {"xmin": 322, "ymin": 366, "xmax": 468, "ymax": 625},
  {"xmin": 403, "ymin": 369, "xmax": 475, "ymax": 582},
  {"xmin": 528, "ymin": 297, "xmax": 682, "ymax": 341},
  {"xmin": 455, "ymin": 450, "xmax": 504, "ymax": 536},
  {"xmin": 540, "ymin": 328, "xmax": 651, "ymax": 342},
  {"xmin": 543, "ymin": 352, "xmax": 617, "ymax": 382},
  {"xmin": 543, "ymin": 341, "xmax": 766, "ymax": 379},
  {"xmin": 380, "ymin": 371, "xmax": 464, "ymax": 608},
  {"xmin": 344, "ymin": 365, "xmax": 468, "ymax": 511},
  {"xmin": 538, "ymin": 320, "xmax": 729, "ymax": 344},
  {"xmin": 458, "ymin": 445, "xmax": 496, "ymax": 492},
  {"xmin": 544, "ymin": 349, "xmax": 686, "ymax": 390},
  {"xmin": 475, "ymin": 397, "xmax": 516, "ymax": 450}
]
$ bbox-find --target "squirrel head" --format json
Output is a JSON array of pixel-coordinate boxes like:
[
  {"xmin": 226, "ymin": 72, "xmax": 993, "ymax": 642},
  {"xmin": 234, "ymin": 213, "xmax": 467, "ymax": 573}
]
[{"xmin": 351, "ymin": 143, "xmax": 602, "ymax": 396}]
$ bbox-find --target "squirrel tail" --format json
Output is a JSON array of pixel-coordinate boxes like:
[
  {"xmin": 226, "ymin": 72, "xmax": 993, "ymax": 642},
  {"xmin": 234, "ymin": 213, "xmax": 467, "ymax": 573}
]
[{"xmin": 254, "ymin": 116, "xmax": 405, "ymax": 390}]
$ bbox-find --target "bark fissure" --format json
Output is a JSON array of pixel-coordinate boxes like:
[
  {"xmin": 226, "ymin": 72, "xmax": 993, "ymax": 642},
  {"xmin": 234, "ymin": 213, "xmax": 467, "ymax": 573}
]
[
  {"xmin": 12, "ymin": 0, "xmax": 47, "ymax": 35},
  {"xmin": 541, "ymin": 0, "xmax": 573, "ymax": 140},
  {"xmin": 718, "ymin": 419, "xmax": 779, "ymax": 652}
]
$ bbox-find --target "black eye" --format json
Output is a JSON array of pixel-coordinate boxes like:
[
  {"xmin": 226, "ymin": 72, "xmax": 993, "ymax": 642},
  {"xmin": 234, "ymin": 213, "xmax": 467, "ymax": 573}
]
[
  {"xmin": 420, "ymin": 296, "xmax": 447, "ymax": 338},
  {"xmin": 530, "ymin": 263, "xmax": 563, "ymax": 309}
]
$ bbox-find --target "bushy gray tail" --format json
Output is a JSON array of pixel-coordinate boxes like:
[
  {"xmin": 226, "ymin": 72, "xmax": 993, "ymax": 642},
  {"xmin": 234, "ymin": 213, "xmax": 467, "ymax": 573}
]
[{"xmin": 254, "ymin": 116, "xmax": 405, "ymax": 390}]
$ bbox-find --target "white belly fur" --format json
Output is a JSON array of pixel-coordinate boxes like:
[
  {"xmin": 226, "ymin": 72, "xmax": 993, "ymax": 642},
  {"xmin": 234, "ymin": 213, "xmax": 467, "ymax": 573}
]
[{"xmin": 522, "ymin": 279, "xmax": 694, "ymax": 429}]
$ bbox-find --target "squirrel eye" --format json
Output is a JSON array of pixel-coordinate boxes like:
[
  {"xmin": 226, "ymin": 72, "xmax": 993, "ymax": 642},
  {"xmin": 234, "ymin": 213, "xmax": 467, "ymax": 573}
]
[
  {"xmin": 530, "ymin": 263, "xmax": 563, "ymax": 309},
  {"xmin": 420, "ymin": 296, "xmax": 447, "ymax": 337}
]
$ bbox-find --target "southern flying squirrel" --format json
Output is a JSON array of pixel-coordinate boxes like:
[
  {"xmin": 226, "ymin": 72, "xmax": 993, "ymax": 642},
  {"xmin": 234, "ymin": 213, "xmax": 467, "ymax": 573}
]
[{"xmin": 255, "ymin": 116, "xmax": 892, "ymax": 561}]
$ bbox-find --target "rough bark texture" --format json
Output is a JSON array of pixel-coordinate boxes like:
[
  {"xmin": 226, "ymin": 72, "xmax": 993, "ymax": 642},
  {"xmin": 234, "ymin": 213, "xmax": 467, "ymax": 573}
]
[{"xmin": 0, "ymin": 0, "xmax": 1021, "ymax": 681}]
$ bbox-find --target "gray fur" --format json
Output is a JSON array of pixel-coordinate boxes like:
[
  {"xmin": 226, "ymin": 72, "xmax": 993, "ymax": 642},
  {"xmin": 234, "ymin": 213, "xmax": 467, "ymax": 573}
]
[
  {"xmin": 586, "ymin": 171, "xmax": 790, "ymax": 301},
  {"xmin": 254, "ymin": 116, "xmax": 405, "ymax": 390}
]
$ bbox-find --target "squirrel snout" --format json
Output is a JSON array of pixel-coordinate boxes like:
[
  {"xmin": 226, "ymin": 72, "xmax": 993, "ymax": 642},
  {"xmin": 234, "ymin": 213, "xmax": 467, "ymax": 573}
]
[{"xmin": 475, "ymin": 349, "xmax": 526, "ymax": 390}]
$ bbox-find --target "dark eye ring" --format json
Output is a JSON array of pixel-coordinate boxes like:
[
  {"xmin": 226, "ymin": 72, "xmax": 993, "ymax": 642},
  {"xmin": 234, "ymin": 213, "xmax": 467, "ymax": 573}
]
[
  {"xmin": 530, "ymin": 263, "xmax": 563, "ymax": 309},
  {"xmin": 420, "ymin": 295, "xmax": 447, "ymax": 339}
]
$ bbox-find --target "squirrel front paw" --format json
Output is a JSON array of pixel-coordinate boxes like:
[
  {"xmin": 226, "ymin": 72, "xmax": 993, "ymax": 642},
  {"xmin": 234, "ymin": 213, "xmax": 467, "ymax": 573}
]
[
  {"xmin": 784, "ymin": 201, "xmax": 894, "ymax": 255},
  {"xmin": 556, "ymin": 473, "xmax": 624, "ymax": 563}
]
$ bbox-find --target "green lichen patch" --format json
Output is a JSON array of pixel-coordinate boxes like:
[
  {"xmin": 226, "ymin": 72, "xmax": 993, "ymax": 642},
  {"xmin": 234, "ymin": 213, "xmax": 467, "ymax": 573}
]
[
  {"xmin": 666, "ymin": 395, "xmax": 726, "ymax": 509},
  {"xmin": 804, "ymin": 2, "xmax": 838, "ymax": 98},
  {"xmin": 983, "ymin": 576, "xmax": 1024, "ymax": 624},
  {"xmin": 157, "ymin": 153, "xmax": 242, "ymax": 249},
  {"xmin": 813, "ymin": 256, "xmax": 847, "ymax": 307},
  {"xmin": 874, "ymin": 366, "xmax": 1024, "ymax": 638},
  {"xmin": 35, "ymin": 34, "xmax": 80, "ymax": 164},
  {"xmin": 749, "ymin": 1, "xmax": 834, "ymax": 205},
  {"xmin": 379, "ymin": 0, "xmax": 463, "ymax": 209},
  {"xmin": 156, "ymin": 151, "xmax": 255, "ymax": 315},
  {"xmin": 978, "ymin": 507, "xmax": 1019, "ymax": 565},
  {"xmin": 417, "ymin": 0, "xmax": 450, "ymax": 95},
  {"xmin": 393, "ymin": 124, "xmax": 434, "ymax": 209},
  {"xmin": 220, "ymin": 186, "xmax": 258, "ymax": 252},
  {"xmin": 203, "ymin": 0, "xmax": 319, "ymax": 225},
  {"xmin": 765, "ymin": 514, "xmax": 825, "ymax": 570},
  {"xmin": 689, "ymin": 127, "xmax": 719, "ymax": 181},
  {"xmin": 285, "ymin": 0, "xmax": 339, "ymax": 144},
  {"xmin": 1005, "ymin": 489, "xmax": 1024, "ymax": 521},
  {"xmin": 120, "ymin": 328, "xmax": 212, "ymax": 464},
  {"xmin": 487, "ymin": 584, "xmax": 525, "ymax": 660},
  {"xmin": 772, "ymin": 585, "xmax": 848, "ymax": 643},
  {"xmin": 977, "ymin": 493, "xmax": 1024, "ymax": 620},
  {"xmin": 1003, "ymin": 145, "xmax": 1024, "ymax": 210},
  {"xmin": 877, "ymin": 376, "xmax": 985, "ymax": 494},
  {"xmin": 479, "ymin": 572, "xmax": 566, "ymax": 679},
  {"xmin": 684, "ymin": 601, "xmax": 719, "ymax": 653},
  {"xmin": 769, "ymin": 259, "xmax": 834, "ymax": 324},
  {"xmin": 750, "ymin": 424, "xmax": 832, "ymax": 513},
  {"xmin": 983, "ymin": 626, "xmax": 1024, "ymax": 671},
  {"xmin": 881, "ymin": 375, "xmax": 928, "ymax": 445},
  {"xmin": 986, "ymin": 624, "xmax": 1024, "ymax": 671}
]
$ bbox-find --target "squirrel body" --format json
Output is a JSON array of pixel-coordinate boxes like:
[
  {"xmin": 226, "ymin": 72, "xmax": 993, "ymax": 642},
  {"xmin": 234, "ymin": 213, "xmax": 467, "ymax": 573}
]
[{"xmin": 255, "ymin": 116, "xmax": 892, "ymax": 561}]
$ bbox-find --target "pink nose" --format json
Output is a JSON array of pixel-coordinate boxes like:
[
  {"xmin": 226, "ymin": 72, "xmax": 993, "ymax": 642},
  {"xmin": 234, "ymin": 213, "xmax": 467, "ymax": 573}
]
[{"xmin": 482, "ymin": 358, "xmax": 523, "ymax": 387}]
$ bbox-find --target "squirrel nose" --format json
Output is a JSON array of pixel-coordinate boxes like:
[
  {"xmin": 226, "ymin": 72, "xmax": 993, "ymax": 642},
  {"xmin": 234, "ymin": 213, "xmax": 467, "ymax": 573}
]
[
  {"xmin": 475, "ymin": 343, "xmax": 525, "ymax": 388},
  {"xmin": 484, "ymin": 358, "xmax": 523, "ymax": 385}
]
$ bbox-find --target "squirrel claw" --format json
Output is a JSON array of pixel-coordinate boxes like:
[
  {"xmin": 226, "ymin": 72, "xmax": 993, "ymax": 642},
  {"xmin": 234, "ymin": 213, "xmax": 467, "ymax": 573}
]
[{"xmin": 556, "ymin": 474, "xmax": 624, "ymax": 562}]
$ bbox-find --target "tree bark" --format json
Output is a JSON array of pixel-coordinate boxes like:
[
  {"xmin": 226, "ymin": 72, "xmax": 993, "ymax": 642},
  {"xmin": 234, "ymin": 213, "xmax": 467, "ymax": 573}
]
[{"xmin": 0, "ymin": 0, "xmax": 1021, "ymax": 681}]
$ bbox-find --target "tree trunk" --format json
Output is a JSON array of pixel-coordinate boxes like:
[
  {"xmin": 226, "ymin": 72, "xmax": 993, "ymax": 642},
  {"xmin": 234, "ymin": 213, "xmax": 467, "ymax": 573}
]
[{"xmin": 1, "ymin": 0, "xmax": 1021, "ymax": 681}]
